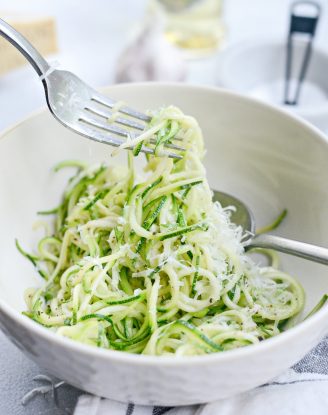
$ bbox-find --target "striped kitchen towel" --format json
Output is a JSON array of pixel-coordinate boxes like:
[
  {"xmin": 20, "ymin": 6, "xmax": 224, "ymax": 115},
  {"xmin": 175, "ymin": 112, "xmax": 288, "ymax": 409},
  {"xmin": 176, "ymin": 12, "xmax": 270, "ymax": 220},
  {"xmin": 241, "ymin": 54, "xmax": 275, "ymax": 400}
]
[{"xmin": 74, "ymin": 336, "xmax": 328, "ymax": 415}]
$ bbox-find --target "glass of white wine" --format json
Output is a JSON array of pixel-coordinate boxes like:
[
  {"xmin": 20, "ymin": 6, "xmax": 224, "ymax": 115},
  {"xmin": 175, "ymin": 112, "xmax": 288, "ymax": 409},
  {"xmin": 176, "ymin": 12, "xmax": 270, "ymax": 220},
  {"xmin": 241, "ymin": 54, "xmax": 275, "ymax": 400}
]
[{"xmin": 148, "ymin": 0, "xmax": 224, "ymax": 59}]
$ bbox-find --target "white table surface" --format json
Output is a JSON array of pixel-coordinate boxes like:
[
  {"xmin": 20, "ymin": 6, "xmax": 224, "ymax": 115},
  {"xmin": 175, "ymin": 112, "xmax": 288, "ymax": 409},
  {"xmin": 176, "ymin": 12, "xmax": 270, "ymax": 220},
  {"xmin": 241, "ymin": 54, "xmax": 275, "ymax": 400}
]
[{"xmin": 0, "ymin": 0, "xmax": 327, "ymax": 413}]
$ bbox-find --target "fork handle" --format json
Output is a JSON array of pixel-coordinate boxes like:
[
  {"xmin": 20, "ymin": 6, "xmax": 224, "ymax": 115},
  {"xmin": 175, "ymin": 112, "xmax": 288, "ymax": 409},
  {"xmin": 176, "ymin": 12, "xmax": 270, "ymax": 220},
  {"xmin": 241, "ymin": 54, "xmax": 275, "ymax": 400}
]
[{"xmin": 0, "ymin": 18, "xmax": 50, "ymax": 77}]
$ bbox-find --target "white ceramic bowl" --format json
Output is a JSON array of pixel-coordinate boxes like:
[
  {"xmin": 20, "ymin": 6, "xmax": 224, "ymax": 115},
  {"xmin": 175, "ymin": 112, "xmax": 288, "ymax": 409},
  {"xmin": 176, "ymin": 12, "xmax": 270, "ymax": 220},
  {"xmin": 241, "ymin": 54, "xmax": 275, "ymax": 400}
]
[
  {"xmin": 216, "ymin": 40, "xmax": 328, "ymax": 133},
  {"xmin": 1, "ymin": 83, "xmax": 328, "ymax": 406}
]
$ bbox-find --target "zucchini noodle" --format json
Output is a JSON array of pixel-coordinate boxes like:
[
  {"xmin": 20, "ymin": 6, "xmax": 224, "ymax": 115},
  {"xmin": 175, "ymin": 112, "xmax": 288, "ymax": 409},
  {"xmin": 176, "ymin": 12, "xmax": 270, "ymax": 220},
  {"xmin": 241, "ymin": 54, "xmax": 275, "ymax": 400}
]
[{"xmin": 18, "ymin": 106, "xmax": 305, "ymax": 356}]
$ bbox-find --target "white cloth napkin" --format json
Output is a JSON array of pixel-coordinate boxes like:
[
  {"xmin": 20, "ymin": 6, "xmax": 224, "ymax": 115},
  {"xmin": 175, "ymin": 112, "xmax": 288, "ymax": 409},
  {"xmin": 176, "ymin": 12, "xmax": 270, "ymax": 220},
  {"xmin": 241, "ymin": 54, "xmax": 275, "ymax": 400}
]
[{"xmin": 74, "ymin": 337, "xmax": 328, "ymax": 415}]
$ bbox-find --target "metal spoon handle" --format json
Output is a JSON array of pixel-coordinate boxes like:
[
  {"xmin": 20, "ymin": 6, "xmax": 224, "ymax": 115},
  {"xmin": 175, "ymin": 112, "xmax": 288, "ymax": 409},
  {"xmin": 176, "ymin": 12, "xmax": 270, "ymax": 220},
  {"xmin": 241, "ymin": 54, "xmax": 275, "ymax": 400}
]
[
  {"xmin": 0, "ymin": 18, "xmax": 50, "ymax": 76},
  {"xmin": 245, "ymin": 234, "xmax": 328, "ymax": 265}
]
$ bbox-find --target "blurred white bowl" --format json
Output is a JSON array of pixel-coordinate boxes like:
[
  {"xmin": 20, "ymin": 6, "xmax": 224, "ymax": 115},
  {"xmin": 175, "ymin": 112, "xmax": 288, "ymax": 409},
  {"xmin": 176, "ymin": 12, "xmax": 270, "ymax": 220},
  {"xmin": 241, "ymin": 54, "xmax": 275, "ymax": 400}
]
[
  {"xmin": 216, "ymin": 40, "xmax": 328, "ymax": 133},
  {"xmin": 1, "ymin": 83, "xmax": 328, "ymax": 405}
]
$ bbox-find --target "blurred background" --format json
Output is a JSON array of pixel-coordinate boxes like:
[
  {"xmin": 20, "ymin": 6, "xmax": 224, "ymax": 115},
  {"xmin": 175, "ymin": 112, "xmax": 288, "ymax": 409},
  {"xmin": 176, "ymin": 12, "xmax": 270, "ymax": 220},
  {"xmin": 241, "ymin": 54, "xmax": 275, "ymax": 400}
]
[
  {"xmin": 0, "ymin": 1, "xmax": 328, "ymax": 414},
  {"xmin": 1, "ymin": 0, "xmax": 327, "ymax": 132}
]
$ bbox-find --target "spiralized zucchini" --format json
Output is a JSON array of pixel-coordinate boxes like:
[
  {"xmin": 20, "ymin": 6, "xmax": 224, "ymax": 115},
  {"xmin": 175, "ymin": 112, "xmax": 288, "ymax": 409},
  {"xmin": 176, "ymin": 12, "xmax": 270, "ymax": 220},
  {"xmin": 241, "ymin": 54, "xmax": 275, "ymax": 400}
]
[{"xmin": 19, "ymin": 106, "xmax": 305, "ymax": 356}]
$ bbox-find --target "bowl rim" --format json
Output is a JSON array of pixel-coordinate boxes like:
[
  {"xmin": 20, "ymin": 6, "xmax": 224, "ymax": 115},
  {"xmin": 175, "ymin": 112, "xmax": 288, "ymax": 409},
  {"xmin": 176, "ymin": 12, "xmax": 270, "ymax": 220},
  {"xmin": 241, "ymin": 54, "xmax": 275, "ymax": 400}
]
[
  {"xmin": 1, "ymin": 81, "xmax": 328, "ymax": 366},
  {"xmin": 216, "ymin": 38, "xmax": 328, "ymax": 117}
]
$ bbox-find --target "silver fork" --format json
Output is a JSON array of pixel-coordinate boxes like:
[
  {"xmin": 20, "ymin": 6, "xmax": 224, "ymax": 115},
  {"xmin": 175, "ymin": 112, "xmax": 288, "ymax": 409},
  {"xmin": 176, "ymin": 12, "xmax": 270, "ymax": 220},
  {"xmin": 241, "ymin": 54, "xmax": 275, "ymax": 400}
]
[{"xmin": 0, "ymin": 18, "xmax": 184, "ymax": 159}]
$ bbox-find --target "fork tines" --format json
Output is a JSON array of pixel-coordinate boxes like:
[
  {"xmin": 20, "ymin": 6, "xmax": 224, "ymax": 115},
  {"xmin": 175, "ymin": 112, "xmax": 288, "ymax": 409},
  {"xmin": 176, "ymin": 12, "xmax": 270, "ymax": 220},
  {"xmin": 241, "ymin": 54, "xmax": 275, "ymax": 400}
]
[{"xmin": 77, "ymin": 93, "xmax": 185, "ymax": 159}]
